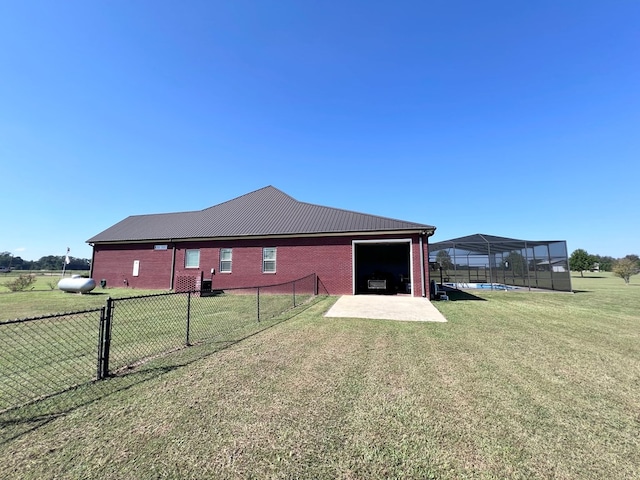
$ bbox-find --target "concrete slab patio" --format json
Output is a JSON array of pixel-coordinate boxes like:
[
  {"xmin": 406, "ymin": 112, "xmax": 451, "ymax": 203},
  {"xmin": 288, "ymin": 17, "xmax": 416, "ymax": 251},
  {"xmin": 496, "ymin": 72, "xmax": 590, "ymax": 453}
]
[{"xmin": 324, "ymin": 295, "xmax": 447, "ymax": 323}]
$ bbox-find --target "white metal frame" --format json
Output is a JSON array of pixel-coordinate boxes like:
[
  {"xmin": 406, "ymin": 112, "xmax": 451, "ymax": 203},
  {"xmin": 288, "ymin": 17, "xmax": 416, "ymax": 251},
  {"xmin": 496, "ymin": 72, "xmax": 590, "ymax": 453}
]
[{"xmin": 351, "ymin": 238, "xmax": 414, "ymax": 296}]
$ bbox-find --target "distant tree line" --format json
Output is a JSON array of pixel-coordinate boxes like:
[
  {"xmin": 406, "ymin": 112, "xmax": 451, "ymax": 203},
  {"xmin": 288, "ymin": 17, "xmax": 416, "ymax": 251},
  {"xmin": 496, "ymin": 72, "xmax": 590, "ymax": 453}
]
[
  {"xmin": 569, "ymin": 249, "xmax": 639, "ymax": 283},
  {"xmin": 0, "ymin": 251, "xmax": 90, "ymax": 271}
]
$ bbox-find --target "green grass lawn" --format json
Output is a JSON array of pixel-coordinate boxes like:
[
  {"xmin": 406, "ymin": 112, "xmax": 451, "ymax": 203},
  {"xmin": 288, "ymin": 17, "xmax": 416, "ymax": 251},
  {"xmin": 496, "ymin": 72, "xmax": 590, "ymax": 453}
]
[
  {"xmin": 0, "ymin": 285, "xmax": 166, "ymax": 321},
  {"xmin": 0, "ymin": 272, "xmax": 639, "ymax": 479},
  {"xmin": 0, "ymin": 290, "xmax": 308, "ymax": 411},
  {"xmin": 0, "ymin": 270, "xmax": 92, "ymax": 291}
]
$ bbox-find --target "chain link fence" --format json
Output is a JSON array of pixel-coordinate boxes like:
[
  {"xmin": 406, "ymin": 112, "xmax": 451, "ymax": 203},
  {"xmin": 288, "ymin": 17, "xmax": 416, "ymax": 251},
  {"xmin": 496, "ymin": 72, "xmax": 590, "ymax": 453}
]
[
  {"xmin": 0, "ymin": 309, "xmax": 103, "ymax": 412},
  {"xmin": 1, "ymin": 274, "xmax": 318, "ymax": 412}
]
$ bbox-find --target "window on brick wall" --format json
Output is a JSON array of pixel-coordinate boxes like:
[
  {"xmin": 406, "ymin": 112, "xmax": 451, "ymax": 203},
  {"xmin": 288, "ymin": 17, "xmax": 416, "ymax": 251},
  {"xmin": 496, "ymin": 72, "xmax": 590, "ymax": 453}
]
[
  {"xmin": 263, "ymin": 247, "xmax": 276, "ymax": 273},
  {"xmin": 220, "ymin": 248, "xmax": 232, "ymax": 273},
  {"xmin": 185, "ymin": 249, "xmax": 200, "ymax": 268}
]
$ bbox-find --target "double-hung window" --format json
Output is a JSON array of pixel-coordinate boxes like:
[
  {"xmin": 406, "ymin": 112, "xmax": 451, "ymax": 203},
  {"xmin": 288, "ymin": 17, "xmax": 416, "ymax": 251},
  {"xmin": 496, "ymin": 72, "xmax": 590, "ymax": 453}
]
[
  {"xmin": 262, "ymin": 247, "xmax": 276, "ymax": 273},
  {"xmin": 220, "ymin": 248, "xmax": 232, "ymax": 273},
  {"xmin": 185, "ymin": 249, "xmax": 200, "ymax": 268}
]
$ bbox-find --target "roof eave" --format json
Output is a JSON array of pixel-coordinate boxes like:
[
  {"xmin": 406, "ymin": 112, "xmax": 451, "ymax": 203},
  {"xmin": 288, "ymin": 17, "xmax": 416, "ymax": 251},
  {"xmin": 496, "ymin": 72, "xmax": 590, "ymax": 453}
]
[{"xmin": 88, "ymin": 227, "xmax": 436, "ymax": 246}]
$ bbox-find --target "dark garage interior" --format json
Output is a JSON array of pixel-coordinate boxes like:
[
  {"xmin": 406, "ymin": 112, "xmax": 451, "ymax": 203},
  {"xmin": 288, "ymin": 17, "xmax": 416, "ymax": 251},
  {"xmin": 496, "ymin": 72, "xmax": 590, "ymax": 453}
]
[{"xmin": 355, "ymin": 242, "xmax": 411, "ymax": 295}]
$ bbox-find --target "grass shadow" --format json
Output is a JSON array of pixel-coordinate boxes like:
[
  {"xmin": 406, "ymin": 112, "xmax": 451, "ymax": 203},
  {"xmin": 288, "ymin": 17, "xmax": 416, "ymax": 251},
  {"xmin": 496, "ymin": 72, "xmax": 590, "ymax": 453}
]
[
  {"xmin": 440, "ymin": 287, "xmax": 487, "ymax": 301},
  {"xmin": 0, "ymin": 365, "xmax": 181, "ymax": 445}
]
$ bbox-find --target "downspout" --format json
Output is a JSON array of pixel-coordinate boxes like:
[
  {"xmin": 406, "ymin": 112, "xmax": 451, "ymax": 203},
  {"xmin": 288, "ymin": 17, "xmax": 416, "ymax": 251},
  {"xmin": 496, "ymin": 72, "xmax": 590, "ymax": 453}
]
[
  {"xmin": 89, "ymin": 243, "xmax": 95, "ymax": 278},
  {"xmin": 170, "ymin": 243, "xmax": 177, "ymax": 290},
  {"xmin": 419, "ymin": 233, "xmax": 426, "ymax": 297}
]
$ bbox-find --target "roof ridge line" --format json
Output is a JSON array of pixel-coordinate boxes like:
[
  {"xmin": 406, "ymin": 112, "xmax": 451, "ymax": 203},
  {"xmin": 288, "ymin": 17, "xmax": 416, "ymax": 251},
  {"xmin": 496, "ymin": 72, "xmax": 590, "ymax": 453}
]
[{"xmin": 200, "ymin": 185, "xmax": 290, "ymax": 211}]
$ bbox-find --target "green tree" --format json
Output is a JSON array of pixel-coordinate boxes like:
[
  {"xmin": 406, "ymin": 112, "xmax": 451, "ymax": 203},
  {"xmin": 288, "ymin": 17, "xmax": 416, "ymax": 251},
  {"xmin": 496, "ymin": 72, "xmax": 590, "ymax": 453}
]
[
  {"xmin": 612, "ymin": 258, "xmax": 639, "ymax": 284},
  {"xmin": 0, "ymin": 251, "xmax": 11, "ymax": 268},
  {"xmin": 569, "ymin": 249, "xmax": 594, "ymax": 277},
  {"xmin": 592, "ymin": 254, "xmax": 615, "ymax": 272},
  {"xmin": 503, "ymin": 251, "xmax": 527, "ymax": 277},
  {"xmin": 435, "ymin": 250, "xmax": 453, "ymax": 272},
  {"xmin": 34, "ymin": 255, "xmax": 90, "ymax": 271},
  {"xmin": 623, "ymin": 254, "xmax": 640, "ymax": 269}
]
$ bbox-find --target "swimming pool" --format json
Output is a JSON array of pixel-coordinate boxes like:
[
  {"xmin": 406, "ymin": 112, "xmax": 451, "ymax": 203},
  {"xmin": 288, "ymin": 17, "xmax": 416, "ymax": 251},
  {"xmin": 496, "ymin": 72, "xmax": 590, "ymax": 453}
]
[{"xmin": 443, "ymin": 282, "xmax": 518, "ymax": 290}]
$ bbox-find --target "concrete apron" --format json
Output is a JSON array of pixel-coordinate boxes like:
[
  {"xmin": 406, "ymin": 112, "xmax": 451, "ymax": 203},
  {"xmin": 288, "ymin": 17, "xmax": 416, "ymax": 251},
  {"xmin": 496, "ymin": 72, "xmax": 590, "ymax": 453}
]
[{"xmin": 324, "ymin": 295, "xmax": 447, "ymax": 323}]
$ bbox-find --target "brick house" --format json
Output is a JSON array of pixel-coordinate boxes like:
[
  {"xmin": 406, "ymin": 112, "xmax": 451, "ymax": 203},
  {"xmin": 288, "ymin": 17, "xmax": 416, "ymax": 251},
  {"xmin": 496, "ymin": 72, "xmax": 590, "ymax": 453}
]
[{"xmin": 87, "ymin": 186, "xmax": 436, "ymax": 296}]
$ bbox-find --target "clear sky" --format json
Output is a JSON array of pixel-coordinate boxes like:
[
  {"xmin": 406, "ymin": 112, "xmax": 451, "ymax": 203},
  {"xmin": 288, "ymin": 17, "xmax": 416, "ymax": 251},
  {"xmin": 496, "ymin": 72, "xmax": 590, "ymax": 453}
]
[{"xmin": 1, "ymin": 0, "xmax": 638, "ymax": 261}]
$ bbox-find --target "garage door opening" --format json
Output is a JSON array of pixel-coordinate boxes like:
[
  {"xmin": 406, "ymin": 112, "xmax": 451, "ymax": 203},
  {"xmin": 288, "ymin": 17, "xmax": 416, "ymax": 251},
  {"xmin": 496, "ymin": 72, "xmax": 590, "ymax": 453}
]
[{"xmin": 354, "ymin": 241, "xmax": 411, "ymax": 295}]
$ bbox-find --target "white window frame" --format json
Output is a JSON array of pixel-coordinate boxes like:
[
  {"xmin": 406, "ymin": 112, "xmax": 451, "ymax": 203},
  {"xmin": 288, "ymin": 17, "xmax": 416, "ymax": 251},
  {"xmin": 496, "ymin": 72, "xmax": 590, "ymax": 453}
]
[
  {"xmin": 185, "ymin": 249, "xmax": 200, "ymax": 269},
  {"xmin": 262, "ymin": 247, "xmax": 277, "ymax": 273},
  {"xmin": 220, "ymin": 248, "xmax": 232, "ymax": 273}
]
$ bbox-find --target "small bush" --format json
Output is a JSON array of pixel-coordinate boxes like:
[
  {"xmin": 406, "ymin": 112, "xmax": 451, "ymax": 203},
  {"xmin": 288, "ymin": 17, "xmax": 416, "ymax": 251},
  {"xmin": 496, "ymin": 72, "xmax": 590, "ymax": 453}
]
[
  {"xmin": 3, "ymin": 274, "xmax": 37, "ymax": 292},
  {"xmin": 612, "ymin": 258, "xmax": 639, "ymax": 284}
]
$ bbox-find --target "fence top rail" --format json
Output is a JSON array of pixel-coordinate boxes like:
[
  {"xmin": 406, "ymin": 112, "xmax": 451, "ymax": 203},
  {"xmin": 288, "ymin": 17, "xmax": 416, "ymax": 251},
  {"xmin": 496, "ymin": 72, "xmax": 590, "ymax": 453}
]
[
  {"xmin": 248, "ymin": 273, "xmax": 316, "ymax": 290},
  {"xmin": 111, "ymin": 291, "xmax": 182, "ymax": 302},
  {"xmin": 113, "ymin": 273, "xmax": 316, "ymax": 302},
  {"xmin": 0, "ymin": 307, "xmax": 104, "ymax": 326},
  {"xmin": 222, "ymin": 273, "xmax": 317, "ymax": 291}
]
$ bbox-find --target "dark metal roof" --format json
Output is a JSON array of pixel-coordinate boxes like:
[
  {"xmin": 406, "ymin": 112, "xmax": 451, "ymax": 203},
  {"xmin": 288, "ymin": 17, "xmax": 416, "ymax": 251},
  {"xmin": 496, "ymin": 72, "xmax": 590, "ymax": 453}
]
[
  {"xmin": 430, "ymin": 233, "xmax": 565, "ymax": 255},
  {"xmin": 87, "ymin": 186, "xmax": 435, "ymax": 243}
]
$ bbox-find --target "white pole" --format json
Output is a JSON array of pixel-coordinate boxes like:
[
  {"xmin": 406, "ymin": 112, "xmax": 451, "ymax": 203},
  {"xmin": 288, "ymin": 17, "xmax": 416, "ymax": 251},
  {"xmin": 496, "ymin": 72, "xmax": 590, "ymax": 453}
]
[{"xmin": 61, "ymin": 247, "xmax": 70, "ymax": 277}]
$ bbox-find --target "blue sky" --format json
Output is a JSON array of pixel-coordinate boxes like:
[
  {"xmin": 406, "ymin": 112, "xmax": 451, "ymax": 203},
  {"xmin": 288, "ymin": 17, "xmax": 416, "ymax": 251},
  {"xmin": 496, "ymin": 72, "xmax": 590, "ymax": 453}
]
[{"xmin": 1, "ymin": 0, "xmax": 638, "ymax": 261}]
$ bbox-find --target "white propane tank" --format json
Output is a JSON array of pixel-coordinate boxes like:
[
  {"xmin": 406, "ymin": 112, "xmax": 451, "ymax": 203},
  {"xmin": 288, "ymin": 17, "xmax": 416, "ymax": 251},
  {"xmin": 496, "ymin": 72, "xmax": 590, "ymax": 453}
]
[{"xmin": 58, "ymin": 275, "xmax": 97, "ymax": 293}]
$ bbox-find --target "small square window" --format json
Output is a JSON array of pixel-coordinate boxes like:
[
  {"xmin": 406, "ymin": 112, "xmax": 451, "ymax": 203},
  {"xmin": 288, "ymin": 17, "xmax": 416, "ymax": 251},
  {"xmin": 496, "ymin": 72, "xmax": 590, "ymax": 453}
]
[
  {"xmin": 220, "ymin": 248, "xmax": 232, "ymax": 273},
  {"xmin": 185, "ymin": 249, "xmax": 200, "ymax": 268},
  {"xmin": 263, "ymin": 247, "xmax": 276, "ymax": 273}
]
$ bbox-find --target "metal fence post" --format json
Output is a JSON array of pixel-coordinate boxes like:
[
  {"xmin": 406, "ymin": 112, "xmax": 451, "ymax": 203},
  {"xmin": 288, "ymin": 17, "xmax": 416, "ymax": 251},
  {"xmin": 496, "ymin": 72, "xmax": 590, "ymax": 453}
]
[
  {"xmin": 256, "ymin": 287, "xmax": 260, "ymax": 322},
  {"xmin": 293, "ymin": 280, "xmax": 296, "ymax": 307},
  {"xmin": 97, "ymin": 306, "xmax": 106, "ymax": 380},
  {"xmin": 98, "ymin": 297, "xmax": 113, "ymax": 379},
  {"xmin": 186, "ymin": 291, "xmax": 192, "ymax": 346}
]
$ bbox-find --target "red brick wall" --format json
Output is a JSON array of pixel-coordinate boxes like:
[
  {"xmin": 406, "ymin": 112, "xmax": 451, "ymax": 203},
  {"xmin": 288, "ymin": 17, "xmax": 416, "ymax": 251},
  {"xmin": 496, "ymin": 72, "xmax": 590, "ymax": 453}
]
[
  {"xmin": 171, "ymin": 236, "xmax": 354, "ymax": 294},
  {"xmin": 92, "ymin": 243, "xmax": 174, "ymax": 290},
  {"xmin": 91, "ymin": 233, "xmax": 431, "ymax": 296}
]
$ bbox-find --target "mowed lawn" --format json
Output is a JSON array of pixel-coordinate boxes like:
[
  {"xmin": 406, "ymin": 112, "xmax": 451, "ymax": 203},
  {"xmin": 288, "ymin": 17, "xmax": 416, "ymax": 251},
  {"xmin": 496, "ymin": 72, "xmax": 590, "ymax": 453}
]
[
  {"xmin": 0, "ymin": 273, "xmax": 163, "ymax": 321},
  {"xmin": 1, "ymin": 273, "xmax": 639, "ymax": 479}
]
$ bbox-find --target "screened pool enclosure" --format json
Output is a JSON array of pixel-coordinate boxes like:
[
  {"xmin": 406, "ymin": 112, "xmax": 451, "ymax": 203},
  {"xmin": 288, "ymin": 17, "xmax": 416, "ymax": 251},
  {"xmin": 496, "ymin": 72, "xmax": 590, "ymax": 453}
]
[{"xmin": 429, "ymin": 234, "xmax": 572, "ymax": 292}]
